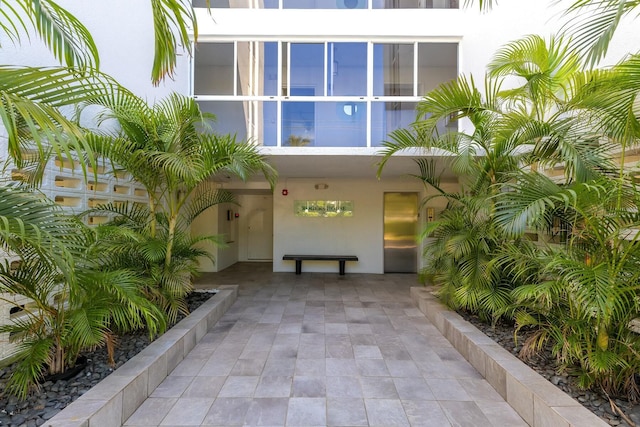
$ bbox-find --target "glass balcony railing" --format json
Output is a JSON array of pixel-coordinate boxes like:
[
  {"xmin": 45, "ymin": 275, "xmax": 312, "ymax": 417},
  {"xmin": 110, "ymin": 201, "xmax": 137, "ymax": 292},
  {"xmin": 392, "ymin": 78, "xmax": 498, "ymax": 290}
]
[
  {"xmin": 193, "ymin": 41, "xmax": 458, "ymax": 148},
  {"xmin": 192, "ymin": 0, "xmax": 458, "ymax": 9}
]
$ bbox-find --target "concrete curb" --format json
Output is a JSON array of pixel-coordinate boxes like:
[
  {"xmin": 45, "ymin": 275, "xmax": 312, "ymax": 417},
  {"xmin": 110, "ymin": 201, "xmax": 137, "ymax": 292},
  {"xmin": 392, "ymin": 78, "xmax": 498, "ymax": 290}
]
[
  {"xmin": 45, "ymin": 285, "xmax": 238, "ymax": 427},
  {"xmin": 410, "ymin": 286, "xmax": 608, "ymax": 427}
]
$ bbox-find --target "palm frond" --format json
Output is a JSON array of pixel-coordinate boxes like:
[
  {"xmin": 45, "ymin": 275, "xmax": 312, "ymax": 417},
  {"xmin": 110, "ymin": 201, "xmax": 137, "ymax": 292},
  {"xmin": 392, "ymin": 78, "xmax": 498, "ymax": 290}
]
[
  {"xmin": 0, "ymin": 66, "xmax": 133, "ymax": 177},
  {"xmin": 0, "ymin": 1, "xmax": 30, "ymax": 45},
  {"xmin": 462, "ymin": 0, "xmax": 495, "ymax": 12},
  {"xmin": 182, "ymin": 187, "xmax": 236, "ymax": 226},
  {"xmin": 488, "ymin": 34, "xmax": 580, "ymax": 103},
  {"xmin": 28, "ymin": 0, "xmax": 100, "ymax": 70},
  {"xmin": 494, "ymin": 173, "xmax": 578, "ymax": 236},
  {"xmin": 560, "ymin": 0, "xmax": 640, "ymax": 67},
  {"xmin": 150, "ymin": 0, "xmax": 196, "ymax": 85},
  {"xmin": 1, "ymin": 0, "xmax": 99, "ymax": 70},
  {"xmin": 0, "ymin": 185, "xmax": 87, "ymax": 281}
]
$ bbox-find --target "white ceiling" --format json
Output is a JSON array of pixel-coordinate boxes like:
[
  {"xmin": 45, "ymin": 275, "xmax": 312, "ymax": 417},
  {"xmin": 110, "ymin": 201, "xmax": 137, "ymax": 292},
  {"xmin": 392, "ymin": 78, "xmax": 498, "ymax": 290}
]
[{"xmin": 216, "ymin": 150, "xmax": 459, "ymax": 191}]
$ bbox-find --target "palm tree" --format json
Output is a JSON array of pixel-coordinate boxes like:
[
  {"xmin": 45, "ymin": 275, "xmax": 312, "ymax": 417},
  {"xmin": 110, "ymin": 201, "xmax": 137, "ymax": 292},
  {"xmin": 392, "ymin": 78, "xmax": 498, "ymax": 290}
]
[
  {"xmin": 84, "ymin": 92, "xmax": 277, "ymax": 320},
  {"xmin": 487, "ymin": 41, "xmax": 640, "ymax": 399},
  {"xmin": 0, "ymin": 0, "xmax": 199, "ymax": 176},
  {"xmin": 558, "ymin": 0, "xmax": 640, "ymax": 67},
  {"xmin": 465, "ymin": 0, "xmax": 640, "ymax": 67},
  {"xmin": 0, "ymin": 185, "xmax": 165, "ymax": 399},
  {"xmin": 494, "ymin": 170, "xmax": 640, "ymax": 399},
  {"xmin": 378, "ymin": 35, "xmax": 614, "ymax": 321},
  {"xmin": 0, "ymin": 0, "xmax": 201, "ymax": 397}
]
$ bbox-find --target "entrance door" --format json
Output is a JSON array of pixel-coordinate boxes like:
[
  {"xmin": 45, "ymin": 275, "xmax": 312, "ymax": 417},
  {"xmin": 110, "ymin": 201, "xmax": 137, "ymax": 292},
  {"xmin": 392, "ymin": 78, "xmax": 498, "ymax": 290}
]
[
  {"xmin": 247, "ymin": 197, "xmax": 273, "ymax": 260},
  {"xmin": 383, "ymin": 192, "xmax": 418, "ymax": 273}
]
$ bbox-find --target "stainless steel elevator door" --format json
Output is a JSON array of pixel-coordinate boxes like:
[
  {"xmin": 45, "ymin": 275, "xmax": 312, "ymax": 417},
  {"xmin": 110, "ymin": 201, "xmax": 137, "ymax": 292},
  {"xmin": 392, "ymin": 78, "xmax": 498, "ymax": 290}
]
[{"xmin": 383, "ymin": 192, "xmax": 418, "ymax": 273}]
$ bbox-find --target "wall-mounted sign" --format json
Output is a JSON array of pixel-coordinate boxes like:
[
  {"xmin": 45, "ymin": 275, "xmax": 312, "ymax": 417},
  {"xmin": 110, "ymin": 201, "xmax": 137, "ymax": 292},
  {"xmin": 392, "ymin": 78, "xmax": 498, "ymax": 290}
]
[{"xmin": 294, "ymin": 200, "xmax": 354, "ymax": 217}]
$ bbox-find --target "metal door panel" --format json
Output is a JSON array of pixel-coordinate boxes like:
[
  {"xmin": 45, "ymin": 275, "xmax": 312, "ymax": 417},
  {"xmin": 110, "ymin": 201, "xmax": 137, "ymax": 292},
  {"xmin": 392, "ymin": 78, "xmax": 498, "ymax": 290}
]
[{"xmin": 384, "ymin": 192, "xmax": 418, "ymax": 273}]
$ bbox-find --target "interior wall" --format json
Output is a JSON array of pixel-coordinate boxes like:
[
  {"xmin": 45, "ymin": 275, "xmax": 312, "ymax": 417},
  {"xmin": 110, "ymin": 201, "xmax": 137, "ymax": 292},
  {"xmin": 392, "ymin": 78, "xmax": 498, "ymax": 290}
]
[
  {"xmin": 273, "ymin": 177, "xmax": 433, "ymax": 274},
  {"xmin": 191, "ymin": 187, "xmax": 240, "ymax": 272},
  {"xmin": 421, "ymin": 66, "xmax": 457, "ymax": 93},
  {"xmin": 194, "ymin": 65, "xmax": 233, "ymax": 94},
  {"xmin": 216, "ymin": 201, "xmax": 240, "ymax": 270}
]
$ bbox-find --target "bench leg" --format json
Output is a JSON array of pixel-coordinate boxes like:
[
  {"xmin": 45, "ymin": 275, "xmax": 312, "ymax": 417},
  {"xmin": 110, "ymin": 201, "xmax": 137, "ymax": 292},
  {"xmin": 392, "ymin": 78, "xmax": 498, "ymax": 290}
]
[
  {"xmin": 295, "ymin": 260, "xmax": 302, "ymax": 275},
  {"xmin": 339, "ymin": 260, "xmax": 346, "ymax": 275}
]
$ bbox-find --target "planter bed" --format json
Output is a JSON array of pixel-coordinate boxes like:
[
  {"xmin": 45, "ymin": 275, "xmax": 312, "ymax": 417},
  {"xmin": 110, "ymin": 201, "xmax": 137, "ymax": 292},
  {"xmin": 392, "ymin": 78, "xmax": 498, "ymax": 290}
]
[
  {"xmin": 411, "ymin": 286, "xmax": 616, "ymax": 427},
  {"xmin": 44, "ymin": 285, "xmax": 237, "ymax": 427}
]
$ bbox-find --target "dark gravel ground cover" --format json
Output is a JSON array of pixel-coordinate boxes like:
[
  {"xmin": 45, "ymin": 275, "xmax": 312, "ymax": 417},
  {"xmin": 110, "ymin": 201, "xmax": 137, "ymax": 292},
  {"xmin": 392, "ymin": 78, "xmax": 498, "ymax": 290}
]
[
  {"xmin": 459, "ymin": 310, "xmax": 640, "ymax": 427},
  {"xmin": 0, "ymin": 291, "xmax": 215, "ymax": 427}
]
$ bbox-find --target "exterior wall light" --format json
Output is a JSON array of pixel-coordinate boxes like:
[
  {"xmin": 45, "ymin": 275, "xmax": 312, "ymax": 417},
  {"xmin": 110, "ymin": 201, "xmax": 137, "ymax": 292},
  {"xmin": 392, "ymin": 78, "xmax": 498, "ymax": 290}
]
[{"xmin": 314, "ymin": 183, "xmax": 329, "ymax": 190}]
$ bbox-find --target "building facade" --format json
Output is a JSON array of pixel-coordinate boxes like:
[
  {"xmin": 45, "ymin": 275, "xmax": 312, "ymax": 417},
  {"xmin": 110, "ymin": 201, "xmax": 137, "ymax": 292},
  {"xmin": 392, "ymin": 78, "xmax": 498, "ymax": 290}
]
[
  {"xmin": 1, "ymin": 0, "xmax": 638, "ymax": 278},
  {"xmin": 0, "ymin": 0, "xmax": 638, "ymax": 359},
  {"xmin": 188, "ymin": 0, "xmax": 638, "ymax": 274}
]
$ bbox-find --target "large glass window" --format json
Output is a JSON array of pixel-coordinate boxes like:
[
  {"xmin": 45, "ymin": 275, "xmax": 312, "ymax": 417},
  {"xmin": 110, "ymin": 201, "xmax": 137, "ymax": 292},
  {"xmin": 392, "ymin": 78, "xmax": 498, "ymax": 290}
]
[
  {"xmin": 237, "ymin": 42, "xmax": 278, "ymax": 96},
  {"xmin": 194, "ymin": 40, "xmax": 458, "ymax": 147},
  {"xmin": 283, "ymin": 0, "xmax": 367, "ymax": 8},
  {"xmin": 287, "ymin": 43, "xmax": 325, "ymax": 97},
  {"xmin": 193, "ymin": 0, "xmax": 278, "ymax": 8},
  {"xmin": 373, "ymin": 43, "xmax": 414, "ymax": 96},
  {"xmin": 282, "ymin": 101, "xmax": 367, "ymax": 147},
  {"xmin": 193, "ymin": 0, "xmax": 458, "ymax": 8},
  {"xmin": 194, "ymin": 43, "xmax": 234, "ymax": 95},
  {"xmin": 327, "ymin": 42, "xmax": 367, "ymax": 96},
  {"xmin": 199, "ymin": 101, "xmax": 277, "ymax": 146},
  {"xmin": 371, "ymin": 102, "xmax": 418, "ymax": 147},
  {"xmin": 372, "ymin": 0, "xmax": 458, "ymax": 7},
  {"xmin": 418, "ymin": 43, "xmax": 458, "ymax": 96}
]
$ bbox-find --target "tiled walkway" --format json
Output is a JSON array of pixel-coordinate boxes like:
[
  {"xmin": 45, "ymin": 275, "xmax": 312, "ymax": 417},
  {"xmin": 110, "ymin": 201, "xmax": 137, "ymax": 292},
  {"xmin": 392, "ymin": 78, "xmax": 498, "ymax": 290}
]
[{"xmin": 124, "ymin": 263, "xmax": 526, "ymax": 426}]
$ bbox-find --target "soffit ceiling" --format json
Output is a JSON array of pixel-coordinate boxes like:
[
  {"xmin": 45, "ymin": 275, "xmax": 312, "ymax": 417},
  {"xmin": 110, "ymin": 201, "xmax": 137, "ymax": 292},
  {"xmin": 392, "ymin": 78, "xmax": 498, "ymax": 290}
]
[{"xmin": 214, "ymin": 152, "xmax": 459, "ymax": 187}]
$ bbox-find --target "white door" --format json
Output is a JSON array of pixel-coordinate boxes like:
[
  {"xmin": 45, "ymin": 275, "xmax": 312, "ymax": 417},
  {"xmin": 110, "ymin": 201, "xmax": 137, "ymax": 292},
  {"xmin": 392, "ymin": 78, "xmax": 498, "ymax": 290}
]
[{"xmin": 247, "ymin": 201, "xmax": 273, "ymax": 260}]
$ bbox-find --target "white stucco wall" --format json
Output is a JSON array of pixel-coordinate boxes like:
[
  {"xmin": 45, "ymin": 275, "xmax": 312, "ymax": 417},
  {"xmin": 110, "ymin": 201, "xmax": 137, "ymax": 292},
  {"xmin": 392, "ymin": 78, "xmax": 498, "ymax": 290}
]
[
  {"xmin": 195, "ymin": 1, "xmax": 639, "ymax": 83},
  {"xmin": 0, "ymin": 0, "xmax": 190, "ymax": 101},
  {"xmin": 273, "ymin": 177, "xmax": 427, "ymax": 274},
  {"xmin": 191, "ymin": 195, "xmax": 241, "ymax": 273}
]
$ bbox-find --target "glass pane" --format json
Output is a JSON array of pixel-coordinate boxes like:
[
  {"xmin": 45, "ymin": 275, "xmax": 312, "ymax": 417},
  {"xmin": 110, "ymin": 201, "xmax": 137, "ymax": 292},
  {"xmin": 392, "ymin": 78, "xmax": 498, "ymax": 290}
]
[
  {"xmin": 289, "ymin": 43, "xmax": 325, "ymax": 96},
  {"xmin": 194, "ymin": 43, "xmax": 234, "ymax": 95},
  {"xmin": 282, "ymin": 42, "xmax": 288, "ymax": 96},
  {"xmin": 262, "ymin": 101, "xmax": 278, "ymax": 146},
  {"xmin": 284, "ymin": 0, "xmax": 367, "ymax": 8},
  {"xmin": 197, "ymin": 101, "xmax": 277, "ymax": 146},
  {"xmin": 327, "ymin": 43, "xmax": 367, "ymax": 96},
  {"xmin": 193, "ymin": 0, "xmax": 278, "ymax": 8},
  {"xmin": 372, "ymin": 0, "xmax": 459, "ymax": 8},
  {"xmin": 418, "ymin": 43, "xmax": 458, "ymax": 96},
  {"xmin": 373, "ymin": 44, "xmax": 414, "ymax": 96},
  {"xmin": 282, "ymin": 101, "xmax": 367, "ymax": 147},
  {"xmin": 237, "ymin": 42, "xmax": 278, "ymax": 96},
  {"xmin": 282, "ymin": 101, "xmax": 315, "ymax": 146},
  {"xmin": 371, "ymin": 102, "xmax": 418, "ymax": 147}
]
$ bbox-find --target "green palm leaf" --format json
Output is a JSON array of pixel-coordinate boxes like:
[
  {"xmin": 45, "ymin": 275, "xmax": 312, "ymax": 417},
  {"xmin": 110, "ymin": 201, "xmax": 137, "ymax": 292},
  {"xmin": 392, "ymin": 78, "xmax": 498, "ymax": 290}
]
[
  {"xmin": 494, "ymin": 173, "xmax": 579, "ymax": 236},
  {"xmin": 560, "ymin": 0, "xmax": 640, "ymax": 67},
  {"xmin": 0, "ymin": 0, "xmax": 99, "ymax": 70},
  {"xmin": 150, "ymin": 0, "xmax": 197, "ymax": 85}
]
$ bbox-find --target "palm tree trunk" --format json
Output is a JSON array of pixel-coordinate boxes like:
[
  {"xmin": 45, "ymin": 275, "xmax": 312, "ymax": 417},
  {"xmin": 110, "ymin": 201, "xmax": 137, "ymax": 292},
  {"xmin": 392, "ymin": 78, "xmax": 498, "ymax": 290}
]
[
  {"xmin": 149, "ymin": 197, "xmax": 157, "ymax": 238},
  {"xmin": 164, "ymin": 213, "xmax": 177, "ymax": 269},
  {"xmin": 51, "ymin": 341, "xmax": 65, "ymax": 375},
  {"xmin": 164, "ymin": 192, "xmax": 178, "ymax": 269}
]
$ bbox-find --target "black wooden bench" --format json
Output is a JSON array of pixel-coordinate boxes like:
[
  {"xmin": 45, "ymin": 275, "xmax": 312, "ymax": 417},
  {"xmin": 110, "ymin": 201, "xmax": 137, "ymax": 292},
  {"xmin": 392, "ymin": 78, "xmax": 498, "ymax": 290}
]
[{"xmin": 282, "ymin": 254, "xmax": 359, "ymax": 275}]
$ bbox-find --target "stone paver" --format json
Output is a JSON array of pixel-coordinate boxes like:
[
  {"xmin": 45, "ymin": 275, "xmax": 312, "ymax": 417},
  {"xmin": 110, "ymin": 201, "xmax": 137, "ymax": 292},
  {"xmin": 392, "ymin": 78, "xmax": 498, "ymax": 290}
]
[{"xmin": 124, "ymin": 263, "xmax": 525, "ymax": 426}]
